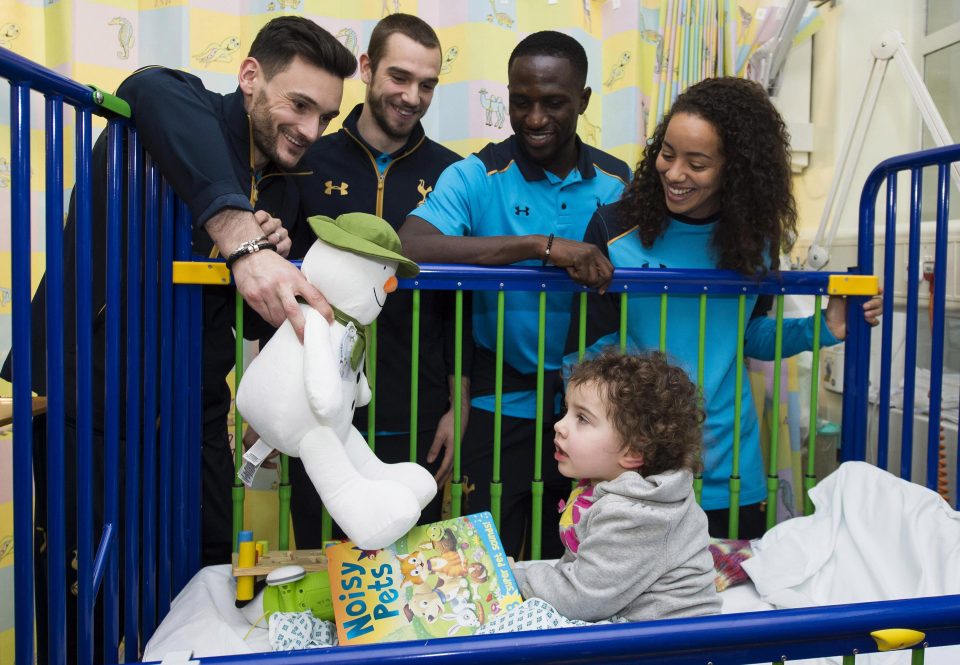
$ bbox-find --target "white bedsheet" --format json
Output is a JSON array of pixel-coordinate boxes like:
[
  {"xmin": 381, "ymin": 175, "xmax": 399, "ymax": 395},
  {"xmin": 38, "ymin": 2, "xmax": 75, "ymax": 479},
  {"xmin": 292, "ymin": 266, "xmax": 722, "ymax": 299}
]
[
  {"xmin": 745, "ymin": 461, "xmax": 960, "ymax": 606},
  {"xmin": 143, "ymin": 565, "xmax": 272, "ymax": 660},
  {"xmin": 143, "ymin": 566, "xmax": 776, "ymax": 661},
  {"xmin": 743, "ymin": 461, "xmax": 960, "ymax": 665}
]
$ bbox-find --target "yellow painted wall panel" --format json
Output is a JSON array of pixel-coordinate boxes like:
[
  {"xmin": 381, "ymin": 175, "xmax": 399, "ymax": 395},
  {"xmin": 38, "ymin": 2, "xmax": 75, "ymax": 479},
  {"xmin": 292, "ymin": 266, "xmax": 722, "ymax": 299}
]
[{"xmin": 0, "ymin": 630, "xmax": 15, "ymax": 665}]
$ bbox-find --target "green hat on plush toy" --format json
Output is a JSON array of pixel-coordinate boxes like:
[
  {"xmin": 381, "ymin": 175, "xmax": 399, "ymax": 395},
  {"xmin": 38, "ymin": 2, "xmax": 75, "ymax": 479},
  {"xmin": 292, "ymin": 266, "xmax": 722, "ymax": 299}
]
[{"xmin": 308, "ymin": 213, "xmax": 419, "ymax": 278}]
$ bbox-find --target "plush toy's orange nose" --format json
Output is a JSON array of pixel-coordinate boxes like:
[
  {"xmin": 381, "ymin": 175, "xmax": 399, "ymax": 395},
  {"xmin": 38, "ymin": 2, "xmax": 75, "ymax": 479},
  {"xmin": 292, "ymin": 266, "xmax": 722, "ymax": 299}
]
[{"xmin": 384, "ymin": 275, "xmax": 398, "ymax": 294}]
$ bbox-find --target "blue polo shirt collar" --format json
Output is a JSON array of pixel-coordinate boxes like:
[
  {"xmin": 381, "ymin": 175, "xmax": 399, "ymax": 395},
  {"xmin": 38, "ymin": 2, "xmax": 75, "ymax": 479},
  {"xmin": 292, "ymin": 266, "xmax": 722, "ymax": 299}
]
[{"xmin": 510, "ymin": 134, "xmax": 596, "ymax": 183}]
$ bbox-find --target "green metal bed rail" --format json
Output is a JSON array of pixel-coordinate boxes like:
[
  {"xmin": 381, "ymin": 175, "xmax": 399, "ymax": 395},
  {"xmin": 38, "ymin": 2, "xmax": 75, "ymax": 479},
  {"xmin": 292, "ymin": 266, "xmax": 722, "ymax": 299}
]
[{"xmin": 208, "ymin": 262, "xmax": 877, "ymax": 554}]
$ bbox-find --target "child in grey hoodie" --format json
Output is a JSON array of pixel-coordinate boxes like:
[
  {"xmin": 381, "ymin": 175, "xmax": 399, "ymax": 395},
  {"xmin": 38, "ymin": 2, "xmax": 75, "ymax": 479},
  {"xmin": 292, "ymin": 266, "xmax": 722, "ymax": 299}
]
[{"xmin": 511, "ymin": 349, "xmax": 721, "ymax": 622}]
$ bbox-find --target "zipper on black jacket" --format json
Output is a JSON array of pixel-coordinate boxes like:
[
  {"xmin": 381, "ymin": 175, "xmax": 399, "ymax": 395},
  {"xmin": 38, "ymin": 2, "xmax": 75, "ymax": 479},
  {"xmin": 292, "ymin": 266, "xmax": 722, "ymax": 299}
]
[{"xmin": 342, "ymin": 125, "xmax": 425, "ymax": 218}]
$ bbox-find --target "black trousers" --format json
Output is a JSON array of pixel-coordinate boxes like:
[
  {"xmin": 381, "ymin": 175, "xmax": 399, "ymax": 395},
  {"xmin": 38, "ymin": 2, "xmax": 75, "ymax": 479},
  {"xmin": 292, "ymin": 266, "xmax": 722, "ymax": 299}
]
[
  {"xmin": 200, "ymin": 425, "xmax": 237, "ymax": 566},
  {"xmin": 459, "ymin": 407, "xmax": 568, "ymax": 560},
  {"xmin": 288, "ymin": 429, "xmax": 445, "ymax": 549},
  {"xmin": 705, "ymin": 501, "xmax": 767, "ymax": 540}
]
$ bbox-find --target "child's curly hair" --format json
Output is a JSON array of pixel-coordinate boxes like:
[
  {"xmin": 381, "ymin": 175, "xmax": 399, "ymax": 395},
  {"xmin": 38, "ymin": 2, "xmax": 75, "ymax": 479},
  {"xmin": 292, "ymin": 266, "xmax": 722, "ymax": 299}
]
[
  {"xmin": 567, "ymin": 350, "xmax": 704, "ymax": 476},
  {"xmin": 619, "ymin": 76, "xmax": 797, "ymax": 276}
]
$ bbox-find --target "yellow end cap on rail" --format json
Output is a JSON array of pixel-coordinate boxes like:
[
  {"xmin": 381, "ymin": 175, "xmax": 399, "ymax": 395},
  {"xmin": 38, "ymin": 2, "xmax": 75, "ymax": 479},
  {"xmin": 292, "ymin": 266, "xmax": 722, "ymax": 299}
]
[
  {"xmin": 172, "ymin": 261, "xmax": 230, "ymax": 285},
  {"xmin": 870, "ymin": 628, "xmax": 925, "ymax": 652},
  {"xmin": 827, "ymin": 274, "xmax": 879, "ymax": 296}
]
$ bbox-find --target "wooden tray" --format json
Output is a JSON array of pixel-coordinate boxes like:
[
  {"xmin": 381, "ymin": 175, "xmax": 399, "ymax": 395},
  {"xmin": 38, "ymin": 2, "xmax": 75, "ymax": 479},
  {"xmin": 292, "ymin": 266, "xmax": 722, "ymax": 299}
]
[{"xmin": 231, "ymin": 548, "xmax": 329, "ymax": 577}]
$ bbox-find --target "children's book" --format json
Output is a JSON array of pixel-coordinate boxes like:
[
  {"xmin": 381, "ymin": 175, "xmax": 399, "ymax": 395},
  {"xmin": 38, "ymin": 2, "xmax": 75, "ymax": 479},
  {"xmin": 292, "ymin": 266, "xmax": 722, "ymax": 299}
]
[{"xmin": 326, "ymin": 512, "xmax": 523, "ymax": 645}]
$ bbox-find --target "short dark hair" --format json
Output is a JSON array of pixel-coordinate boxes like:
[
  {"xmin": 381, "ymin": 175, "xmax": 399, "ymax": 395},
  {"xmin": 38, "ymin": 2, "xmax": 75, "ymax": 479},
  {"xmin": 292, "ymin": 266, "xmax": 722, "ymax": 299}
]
[
  {"xmin": 567, "ymin": 350, "xmax": 704, "ymax": 476},
  {"xmin": 367, "ymin": 13, "xmax": 441, "ymax": 73},
  {"xmin": 508, "ymin": 30, "xmax": 588, "ymax": 88},
  {"xmin": 249, "ymin": 16, "xmax": 357, "ymax": 80}
]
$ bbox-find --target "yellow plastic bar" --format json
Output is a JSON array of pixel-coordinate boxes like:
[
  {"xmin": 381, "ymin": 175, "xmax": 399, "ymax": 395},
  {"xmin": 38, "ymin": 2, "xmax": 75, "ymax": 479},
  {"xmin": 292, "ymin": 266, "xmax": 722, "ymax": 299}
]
[
  {"xmin": 870, "ymin": 628, "xmax": 926, "ymax": 652},
  {"xmin": 827, "ymin": 274, "xmax": 879, "ymax": 296},
  {"xmin": 172, "ymin": 260, "xmax": 230, "ymax": 285}
]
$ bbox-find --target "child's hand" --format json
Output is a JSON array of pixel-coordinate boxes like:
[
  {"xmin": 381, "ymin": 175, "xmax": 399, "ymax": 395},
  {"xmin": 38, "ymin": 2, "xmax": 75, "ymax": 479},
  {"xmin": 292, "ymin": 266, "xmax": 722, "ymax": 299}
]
[{"xmin": 825, "ymin": 287, "xmax": 883, "ymax": 340}]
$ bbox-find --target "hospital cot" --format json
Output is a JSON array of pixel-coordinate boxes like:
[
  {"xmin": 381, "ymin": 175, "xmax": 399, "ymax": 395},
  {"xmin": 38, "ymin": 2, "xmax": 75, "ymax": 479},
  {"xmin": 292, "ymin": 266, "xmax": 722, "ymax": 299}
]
[{"xmin": 2, "ymin": 46, "xmax": 960, "ymax": 665}]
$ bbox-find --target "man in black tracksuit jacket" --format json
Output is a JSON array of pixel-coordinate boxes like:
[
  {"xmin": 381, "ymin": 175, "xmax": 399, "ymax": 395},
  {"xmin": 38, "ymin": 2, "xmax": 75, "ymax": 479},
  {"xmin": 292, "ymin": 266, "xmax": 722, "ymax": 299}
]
[
  {"xmin": 286, "ymin": 15, "xmax": 467, "ymax": 545},
  {"xmin": 2, "ymin": 18, "xmax": 356, "ymax": 662}
]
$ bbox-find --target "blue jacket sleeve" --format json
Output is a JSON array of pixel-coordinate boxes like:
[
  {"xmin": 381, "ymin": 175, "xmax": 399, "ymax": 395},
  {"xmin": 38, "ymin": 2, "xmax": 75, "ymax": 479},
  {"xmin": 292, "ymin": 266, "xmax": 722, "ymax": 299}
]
[
  {"xmin": 117, "ymin": 67, "xmax": 253, "ymax": 227},
  {"xmin": 743, "ymin": 310, "xmax": 841, "ymax": 360}
]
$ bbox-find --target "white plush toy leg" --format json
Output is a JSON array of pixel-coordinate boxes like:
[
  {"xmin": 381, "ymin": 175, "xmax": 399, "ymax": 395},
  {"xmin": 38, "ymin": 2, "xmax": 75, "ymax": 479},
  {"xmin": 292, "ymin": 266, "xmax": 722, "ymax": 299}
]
[
  {"xmin": 299, "ymin": 427, "xmax": 421, "ymax": 550},
  {"xmin": 343, "ymin": 427, "xmax": 437, "ymax": 509}
]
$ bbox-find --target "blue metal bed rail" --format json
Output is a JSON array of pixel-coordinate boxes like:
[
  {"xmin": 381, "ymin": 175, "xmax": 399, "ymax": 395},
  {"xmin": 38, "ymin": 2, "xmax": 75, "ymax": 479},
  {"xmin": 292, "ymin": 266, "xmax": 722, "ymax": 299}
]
[
  {"xmin": 2, "ymin": 46, "xmax": 203, "ymax": 665},
  {"xmin": 401, "ymin": 262, "xmax": 859, "ymax": 294},
  {"xmin": 849, "ymin": 142, "xmax": 960, "ymax": 498},
  {"xmin": 160, "ymin": 594, "xmax": 960, "ymax": 665}
]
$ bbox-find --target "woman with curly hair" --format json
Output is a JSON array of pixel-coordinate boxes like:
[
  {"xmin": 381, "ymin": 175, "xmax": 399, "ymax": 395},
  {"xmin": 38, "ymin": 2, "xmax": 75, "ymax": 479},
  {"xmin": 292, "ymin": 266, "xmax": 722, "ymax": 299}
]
[
  {"xmin": 569, "ymin": 77, "xmax": 881, "ymax": 538},
  {"xmin": 510, "ymin": 349, "xmax": 720, "ymax": 622}
]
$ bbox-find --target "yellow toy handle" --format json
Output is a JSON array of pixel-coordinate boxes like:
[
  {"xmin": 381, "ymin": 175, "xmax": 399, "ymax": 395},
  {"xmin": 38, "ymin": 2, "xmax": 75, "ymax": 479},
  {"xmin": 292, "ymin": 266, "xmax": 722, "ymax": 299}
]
[{"xmin": 236, "ymin": 538, "xmax": 257, "ymax": 601}]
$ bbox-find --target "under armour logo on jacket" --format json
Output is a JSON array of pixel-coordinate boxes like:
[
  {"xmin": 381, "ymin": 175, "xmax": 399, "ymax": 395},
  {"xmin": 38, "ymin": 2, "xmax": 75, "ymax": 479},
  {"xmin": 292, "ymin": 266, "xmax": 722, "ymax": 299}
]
[
  {"xmin": 324, "ymin": 180, "xmax": 349, "ymax": 196},
  {"xmin": 515, "ymin": 205, "xmax": 530, "ymax": 216}
]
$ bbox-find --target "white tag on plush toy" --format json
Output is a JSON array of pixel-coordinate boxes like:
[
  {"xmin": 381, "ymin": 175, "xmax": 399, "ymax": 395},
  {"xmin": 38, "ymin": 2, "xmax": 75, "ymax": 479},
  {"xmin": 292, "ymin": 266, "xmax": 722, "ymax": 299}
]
[
  {"xmin": 238, "ymin": 439, "xmax": 275, "ymax": 487},
  {"xmin": 238, "ymin": 459, "xmax": 259, "ymax": 487},
  {"xmin": 339, "ymin": 322, "xmax": 358, "ymax": 379},
  {"xmin": 243, "ymin": 439, "xmax": 275, "ymax": 467}
]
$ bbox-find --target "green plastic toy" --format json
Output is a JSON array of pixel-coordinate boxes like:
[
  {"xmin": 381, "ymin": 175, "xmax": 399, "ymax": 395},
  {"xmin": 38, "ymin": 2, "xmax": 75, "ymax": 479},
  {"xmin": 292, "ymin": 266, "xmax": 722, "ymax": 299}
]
[{"xmin": 262, "ymin": 568, "xmax": 335, "ymax": 621}]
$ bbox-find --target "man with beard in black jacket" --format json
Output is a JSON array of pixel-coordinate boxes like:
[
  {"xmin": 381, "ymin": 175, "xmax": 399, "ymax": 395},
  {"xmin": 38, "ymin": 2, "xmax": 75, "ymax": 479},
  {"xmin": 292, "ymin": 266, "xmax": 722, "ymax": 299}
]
[
  {"xmin": 3, "ymin": 17, "xmax": 355, "ymax": 662},
  {"xmin": 286, "ymin": 14, "xmax": 468, "ymax": 544}
]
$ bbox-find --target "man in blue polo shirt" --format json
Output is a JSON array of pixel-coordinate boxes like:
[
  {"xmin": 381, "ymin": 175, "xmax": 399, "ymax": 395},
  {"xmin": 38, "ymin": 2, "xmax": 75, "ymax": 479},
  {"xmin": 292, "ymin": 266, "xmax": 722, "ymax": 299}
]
[{"xmin": 398, "ymin": 30, "xmax": 630, "ymax": 558}]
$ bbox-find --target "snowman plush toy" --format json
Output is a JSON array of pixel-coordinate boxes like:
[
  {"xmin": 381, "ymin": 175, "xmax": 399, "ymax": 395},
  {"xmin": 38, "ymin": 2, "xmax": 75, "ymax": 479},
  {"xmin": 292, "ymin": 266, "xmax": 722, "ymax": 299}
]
[{"xmin": 236, "ymin": 212, "xmax": 436, "ymax": 550}]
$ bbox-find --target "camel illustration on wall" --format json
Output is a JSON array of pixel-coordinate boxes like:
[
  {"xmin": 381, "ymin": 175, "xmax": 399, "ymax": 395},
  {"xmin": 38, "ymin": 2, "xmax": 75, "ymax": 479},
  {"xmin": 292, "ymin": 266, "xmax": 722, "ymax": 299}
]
[{"xmin": 478, "ymin": 89, "xmax": 506, "ymax": 129}]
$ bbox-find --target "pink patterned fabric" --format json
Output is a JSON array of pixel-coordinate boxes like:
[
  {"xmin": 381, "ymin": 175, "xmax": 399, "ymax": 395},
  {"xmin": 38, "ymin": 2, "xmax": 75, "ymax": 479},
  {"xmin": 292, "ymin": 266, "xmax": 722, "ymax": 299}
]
[
  {"xmin": 557, "ymin": 481, "xmax": 596, "ymax": 554},
  {"xmin": 708, "ymin": 538, "xmax": 754, "ymax": 591}
]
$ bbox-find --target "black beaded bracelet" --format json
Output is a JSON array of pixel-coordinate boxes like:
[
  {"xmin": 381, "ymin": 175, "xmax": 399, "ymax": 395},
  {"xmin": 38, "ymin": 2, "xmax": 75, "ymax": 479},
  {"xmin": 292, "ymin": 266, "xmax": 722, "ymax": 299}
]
[
  {"xmin": 225, "ymin": 238, "xmax": 277, "ymax": 270},
  {"xmin": 542, "ymin": 232, "xmax": 555, "ymax": 266}
]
